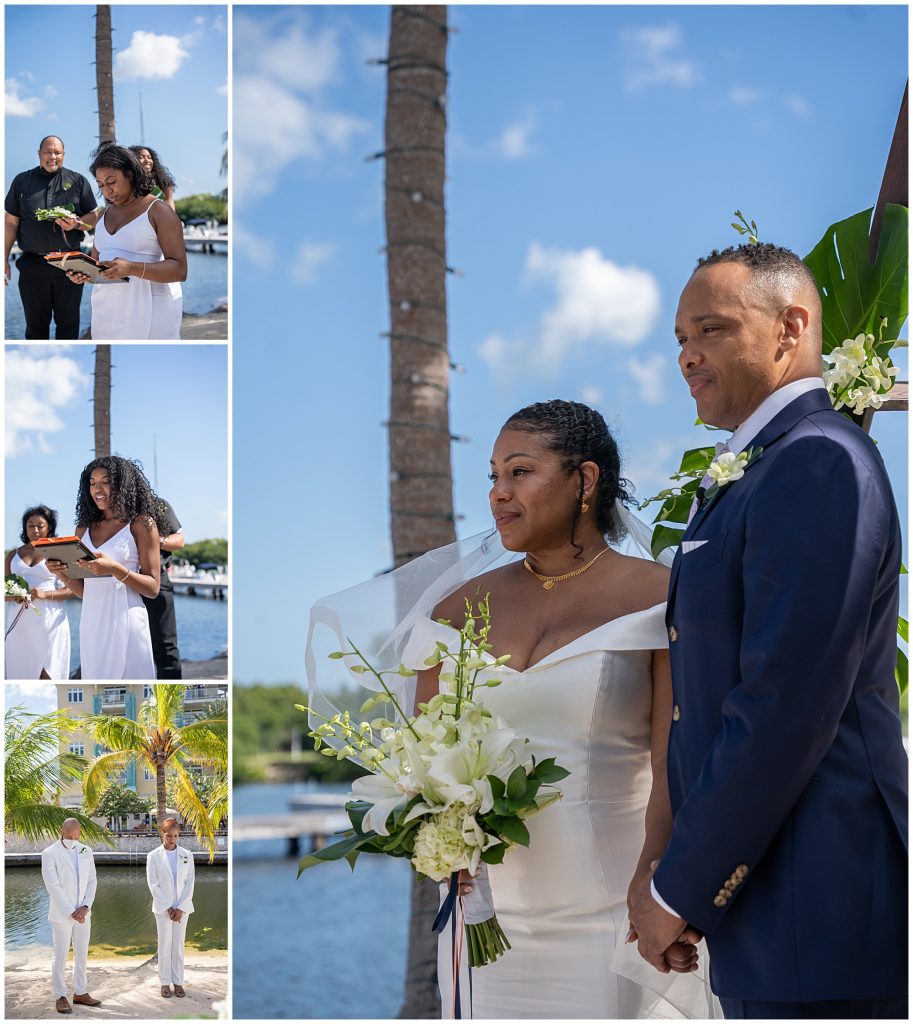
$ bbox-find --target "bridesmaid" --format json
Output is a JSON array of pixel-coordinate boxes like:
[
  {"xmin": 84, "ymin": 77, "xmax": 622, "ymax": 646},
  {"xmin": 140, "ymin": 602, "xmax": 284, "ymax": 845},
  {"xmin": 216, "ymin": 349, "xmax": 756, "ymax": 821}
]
[
  {"xmin": 5, "ymin": 504, "xmax": 71, "ymax": 679},
  {"xmin": 47, "ymin": 456, "xmax": 165, "ymax": 679}
]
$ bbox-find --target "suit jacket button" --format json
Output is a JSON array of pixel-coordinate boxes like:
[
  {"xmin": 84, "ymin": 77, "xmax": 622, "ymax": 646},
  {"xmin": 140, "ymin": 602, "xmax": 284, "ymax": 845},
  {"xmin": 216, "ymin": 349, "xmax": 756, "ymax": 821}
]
[
  {"xmin": 672, "ymin": 705, "xmax": 681, "ymax": 722},
  {"xmin": 668, "ymin": 625, "xmax": 679, "ymax": 642},
  {"xmin": 724, "ymin": 880, "xmax": 737, "ymax": 892},
  {"xmin": 713, "ymin": 895, "xmax": 727, "ymax": 908},
  {"xmin": 735, "ymin": 864, "xmax": 748, "ymax": 879}
]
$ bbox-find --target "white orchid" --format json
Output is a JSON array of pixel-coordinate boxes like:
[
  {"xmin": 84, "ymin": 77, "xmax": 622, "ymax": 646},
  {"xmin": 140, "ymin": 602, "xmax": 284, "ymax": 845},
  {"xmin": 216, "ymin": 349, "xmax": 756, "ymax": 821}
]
[{"xmin": 707, "ymin": 450, "xmax": 749, "ymax": 486}]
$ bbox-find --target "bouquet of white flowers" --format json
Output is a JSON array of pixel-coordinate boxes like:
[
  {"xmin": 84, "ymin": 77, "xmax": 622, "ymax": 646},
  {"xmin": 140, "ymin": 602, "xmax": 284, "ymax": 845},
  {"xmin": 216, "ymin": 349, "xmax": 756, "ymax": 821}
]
[
  {"xmin": 35, "ymin": 205, "xmax": 76, "ymax": 221},
  {"xmin": 297, "ymin": 594, "xmax": 569, "ymax": 967},
  {"xmin": 5, "ymin": 573, "xmax": 39, "ymax": 639},
  {"xmin": 824, "ymin": 324, "xmax": 900, "ymax": 416}
]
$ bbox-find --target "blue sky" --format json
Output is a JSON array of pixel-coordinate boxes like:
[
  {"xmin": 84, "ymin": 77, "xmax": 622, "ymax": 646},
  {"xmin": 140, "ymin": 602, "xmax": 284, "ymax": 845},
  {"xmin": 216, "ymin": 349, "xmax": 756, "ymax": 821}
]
[
  {"xmin": 5, "ymin": 345, "xmax": 228, "ymax": 545},
  {"xmin": 5, "ymin": 4, "xmax": 227, "ymax": 198},
  {"xmin": 232, "ymin": 4, "xmax": 909, "ymax": 684}
]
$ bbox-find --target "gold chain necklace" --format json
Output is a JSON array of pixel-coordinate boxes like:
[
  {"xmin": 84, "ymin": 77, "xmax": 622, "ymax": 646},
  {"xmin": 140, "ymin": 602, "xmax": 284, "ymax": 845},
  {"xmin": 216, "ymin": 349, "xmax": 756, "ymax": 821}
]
[{"xmin": 523, "ymin": 546, "xmax": 610, "ymax": 590}]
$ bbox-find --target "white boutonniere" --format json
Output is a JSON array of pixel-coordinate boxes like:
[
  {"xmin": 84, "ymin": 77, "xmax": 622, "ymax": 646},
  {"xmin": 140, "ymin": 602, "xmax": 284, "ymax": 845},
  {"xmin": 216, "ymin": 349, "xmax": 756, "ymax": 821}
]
[{"xmin": 703, "ymin": 446, "xmax": 762, "ymax": 505}]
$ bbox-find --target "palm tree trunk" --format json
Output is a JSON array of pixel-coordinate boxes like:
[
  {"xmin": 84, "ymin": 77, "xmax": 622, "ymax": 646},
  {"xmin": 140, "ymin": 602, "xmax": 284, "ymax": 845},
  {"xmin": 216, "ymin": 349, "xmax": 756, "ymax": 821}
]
[
  {"xmin": 383, "ymin": 6, "xmax": 452, "ymax": 1018},
  {"xmin": 93, "ymin": 345, "xmax": 111, "ymax": 457},
  {"xmin": 155, "ymin": 762, "xmax": 167, "ymax": 827},
  {"xmin": 94, "ymin": 5, "xmax": 116, "ymax": 145}
]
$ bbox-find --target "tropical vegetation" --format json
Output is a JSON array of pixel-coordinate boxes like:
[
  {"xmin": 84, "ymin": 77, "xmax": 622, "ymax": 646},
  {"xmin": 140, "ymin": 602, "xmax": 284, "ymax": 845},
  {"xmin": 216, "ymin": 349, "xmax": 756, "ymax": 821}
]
[
  {"xmin": 4, "ymin": 706, "xmax": 112, "ymax": 845},
  {"xmin": 82, "ymin": 685, "xmax": 227, "ymax": 860}
]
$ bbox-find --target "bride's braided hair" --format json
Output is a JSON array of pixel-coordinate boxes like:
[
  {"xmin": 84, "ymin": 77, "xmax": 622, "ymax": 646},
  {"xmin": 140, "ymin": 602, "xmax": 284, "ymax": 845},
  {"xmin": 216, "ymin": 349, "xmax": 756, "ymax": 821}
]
[{"xmin": 502, "ymin": 399, "xmax": 632, "ymax": 557}]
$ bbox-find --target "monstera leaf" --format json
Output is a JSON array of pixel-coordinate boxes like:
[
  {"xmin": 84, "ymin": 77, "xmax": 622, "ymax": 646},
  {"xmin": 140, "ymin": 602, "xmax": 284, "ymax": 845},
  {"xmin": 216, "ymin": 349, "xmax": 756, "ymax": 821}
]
[{"xmin": 803, "ymin": 204, "xmax": 908, "ymax": 354}]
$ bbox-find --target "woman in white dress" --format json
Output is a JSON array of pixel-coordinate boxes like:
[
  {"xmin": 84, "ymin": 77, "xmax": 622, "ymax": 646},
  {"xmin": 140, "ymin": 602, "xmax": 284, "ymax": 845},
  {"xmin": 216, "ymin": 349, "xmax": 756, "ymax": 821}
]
[
  {"xmin": 308, "ymin": 400, "xmax": 713, "ymax": 1019},
  {"xmin": 146, "ymin": 818, "xmax": 195, "ymax": 999},
  {"xmin": 47, "ymin": 456, "xmax": 163, "ymax": 680},
  {"xmin": 5, "ymin": 504, "xmax": 71, "ymax": 679},
  {"xmin": 64, "ymin": 144, "xmax": 186, "ymax": 339}
]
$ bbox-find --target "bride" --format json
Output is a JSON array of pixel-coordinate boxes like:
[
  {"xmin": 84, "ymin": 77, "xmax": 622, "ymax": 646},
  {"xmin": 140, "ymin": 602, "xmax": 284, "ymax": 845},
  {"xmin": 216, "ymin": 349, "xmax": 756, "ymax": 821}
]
[{"xmin": 308, "ymin": 400, "xmax": 715, "ymax": 1019}]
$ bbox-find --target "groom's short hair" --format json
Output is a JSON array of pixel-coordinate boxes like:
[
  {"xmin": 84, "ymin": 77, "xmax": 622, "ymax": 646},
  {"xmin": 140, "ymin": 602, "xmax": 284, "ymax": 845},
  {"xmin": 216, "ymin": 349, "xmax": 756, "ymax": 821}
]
[{"xmin": 695, "ymin": 243, "xmax": 820, "ymax": 309}]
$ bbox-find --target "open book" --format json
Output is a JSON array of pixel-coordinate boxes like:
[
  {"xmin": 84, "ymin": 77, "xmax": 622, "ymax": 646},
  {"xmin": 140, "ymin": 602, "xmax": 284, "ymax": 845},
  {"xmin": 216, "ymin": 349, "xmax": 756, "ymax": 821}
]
[{"xmin": 44, "ymin": 251, "xmax": 128, "ymax": 282}]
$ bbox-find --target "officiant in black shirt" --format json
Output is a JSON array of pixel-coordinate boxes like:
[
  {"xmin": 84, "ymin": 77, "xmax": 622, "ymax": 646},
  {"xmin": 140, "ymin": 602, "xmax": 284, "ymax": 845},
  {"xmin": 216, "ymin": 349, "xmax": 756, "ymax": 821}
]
[
  {"xmin": 4, "ymin": 136, "xmax": 99, "ymax": 339},
  {"xmin": 144, "ymin": 498, "xmax": 185, "ymax": 678}
]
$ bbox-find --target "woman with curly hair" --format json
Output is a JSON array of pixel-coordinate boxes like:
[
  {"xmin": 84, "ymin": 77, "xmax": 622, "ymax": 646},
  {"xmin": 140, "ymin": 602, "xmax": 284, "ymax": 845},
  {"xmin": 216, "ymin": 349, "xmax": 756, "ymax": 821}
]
[
  {"xmin": 47, "ymin": 456, "xmax": 166, "ymax": 679},
  {"xmin": 5, "ymin": 504, "xmax": 72, "ymax": 679},
  {"xmin": 129, "ymin": 145, "xmax": 177, "ymax": 210},
  {"xmin": 64, "ymin": 143, "xmax": 186, "ymax": 339}
]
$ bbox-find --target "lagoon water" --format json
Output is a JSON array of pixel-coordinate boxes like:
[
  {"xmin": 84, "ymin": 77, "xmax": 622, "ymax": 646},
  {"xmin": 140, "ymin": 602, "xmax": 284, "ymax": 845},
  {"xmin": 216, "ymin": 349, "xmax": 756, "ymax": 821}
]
[
  {"xmin": 233, "ymin": 782, "xmax": 412, "ymax": 1019},
  {"xmin": 5, "ymin": 864, "xmax": 227, "ymax": 955},
  {"xmin": 56, "ymin": 593, "xmax": 227, "ymax": 677},
  {"xmin": 5, "ymin": 250, "xmax": 226, "ymax": 338}
]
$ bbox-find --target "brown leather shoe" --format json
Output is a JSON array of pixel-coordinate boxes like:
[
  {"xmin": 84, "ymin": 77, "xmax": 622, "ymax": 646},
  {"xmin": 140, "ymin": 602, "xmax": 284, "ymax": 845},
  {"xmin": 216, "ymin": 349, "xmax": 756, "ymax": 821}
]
[
  {"xmin": 161, "ymin": 986, "xmax": 172, "ymax": 998},
  {"xmin": 55, "ymin": 997, "xmax": 72, "ymax": 1014},
  {"xmin": 73, "ymin": 994, "xmax": 101, "ymax": 1007},
  {"xmin": 173, "ymin": 985, "xmax": 185, "ymax": 998}
]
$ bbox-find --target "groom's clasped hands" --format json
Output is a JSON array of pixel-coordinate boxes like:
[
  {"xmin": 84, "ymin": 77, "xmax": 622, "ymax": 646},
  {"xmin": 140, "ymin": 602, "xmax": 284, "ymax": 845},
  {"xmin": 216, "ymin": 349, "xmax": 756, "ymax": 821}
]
[{"xmin": 627, "ymin": 862, "xmax": 703, "ymax": 975}]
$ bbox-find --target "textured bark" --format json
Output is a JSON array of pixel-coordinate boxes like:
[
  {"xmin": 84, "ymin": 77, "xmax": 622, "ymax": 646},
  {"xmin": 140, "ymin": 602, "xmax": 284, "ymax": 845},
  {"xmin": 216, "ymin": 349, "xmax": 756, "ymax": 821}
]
[
  {"xmin": 95, "ymin": 6, "xmax": 116, "ymax": 145},
  {"xmin": 384, "ymin": 6, "xmax": 452, "ymax": 1019},
  {"xmin": 93, "ymin": 345, "xmax": 111, "ymax": 458},
  {"xmin": 869, "ymin": 81, "xmax": 907, "ymax": 264}
]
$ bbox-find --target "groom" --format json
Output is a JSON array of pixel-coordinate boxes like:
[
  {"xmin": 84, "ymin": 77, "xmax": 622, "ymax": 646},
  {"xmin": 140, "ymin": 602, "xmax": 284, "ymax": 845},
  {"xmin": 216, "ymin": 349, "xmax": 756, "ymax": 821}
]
[
  {"xmin": 40, "ymin": 819, "xmax": 102, "ymax": 1014},
  {"xmin": 629, "ymin": 243, "xmax": 908, "ymax": 1018}
]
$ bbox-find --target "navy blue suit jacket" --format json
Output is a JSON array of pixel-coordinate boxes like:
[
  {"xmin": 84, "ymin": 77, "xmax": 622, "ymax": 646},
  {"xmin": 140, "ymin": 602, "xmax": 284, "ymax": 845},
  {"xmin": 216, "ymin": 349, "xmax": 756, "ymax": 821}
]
[{"xmin": 655, "ymin": 388, "xmax": 908, "ymax": 1002}]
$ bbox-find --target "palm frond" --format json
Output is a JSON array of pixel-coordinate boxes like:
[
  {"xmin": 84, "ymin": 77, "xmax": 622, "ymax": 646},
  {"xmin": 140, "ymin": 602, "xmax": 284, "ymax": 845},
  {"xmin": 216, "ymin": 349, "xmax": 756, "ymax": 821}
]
[
  {"xmin": 82, "ymin": 750, "xmax": 132, "ymax": 812},
  {"xmin": 82, "ymin": 714, "xmax": 148, "ymax": 754},
  {"xmin": 171, "ymin": 761, "xmax": 217, "ymax": 863},
  {"xmin": 4, "ymin": 804, "xmax": 114, "ymax": 846},
  {"xmin": 173, "ymin": 718, "xmax": 228, "ymax": 769}
]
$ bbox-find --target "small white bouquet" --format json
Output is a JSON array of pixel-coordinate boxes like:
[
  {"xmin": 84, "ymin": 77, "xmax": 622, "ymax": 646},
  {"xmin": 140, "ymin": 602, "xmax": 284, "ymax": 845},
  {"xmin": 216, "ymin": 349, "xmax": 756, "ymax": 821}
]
[
  {"xmin": 5, "ymin": 573, "xmax": 40, "ymax": 639},
  {"xmin": 297, "ymin": 594, "xmax": 569, "ymax": 967},
  {"xmin": 35, "ymin": 205, "xmax": 76, "ymax": 221}
]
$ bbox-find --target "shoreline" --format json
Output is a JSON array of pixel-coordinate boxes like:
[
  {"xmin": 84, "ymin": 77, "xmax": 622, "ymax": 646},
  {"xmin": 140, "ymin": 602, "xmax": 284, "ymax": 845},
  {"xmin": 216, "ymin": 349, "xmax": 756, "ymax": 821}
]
[{"xmin": 5, "ymin": 948, "xmax": 227, "ymax": 1019}]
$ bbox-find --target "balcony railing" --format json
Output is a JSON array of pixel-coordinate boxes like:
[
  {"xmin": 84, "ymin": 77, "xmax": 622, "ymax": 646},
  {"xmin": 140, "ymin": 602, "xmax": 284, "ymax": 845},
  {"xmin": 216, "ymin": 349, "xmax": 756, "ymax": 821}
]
[
  {"xmin": 184, "ymin": 686, "xmax": 227, "ymax": 703},
  {"xmin": 102, "ymin": 691, "xmax": 127, "ymax": 706}
]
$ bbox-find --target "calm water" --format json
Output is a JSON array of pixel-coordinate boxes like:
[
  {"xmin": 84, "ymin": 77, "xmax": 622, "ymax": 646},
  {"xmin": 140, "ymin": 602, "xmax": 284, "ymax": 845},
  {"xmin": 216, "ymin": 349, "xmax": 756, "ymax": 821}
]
[
  {"xmin": 5, "ymin": 864, "xmax": 227, "ymax": 955},
  {"xmin": 233, "ymin": 782, "xmax": 412, "ymax": 1019},
  {"xmin": 5, "ymin": 250, "xmax": 227, "ymax": 337},
  {"xmin": 57, "ymin": 593, "xmax": 227, "ymax": 676}
]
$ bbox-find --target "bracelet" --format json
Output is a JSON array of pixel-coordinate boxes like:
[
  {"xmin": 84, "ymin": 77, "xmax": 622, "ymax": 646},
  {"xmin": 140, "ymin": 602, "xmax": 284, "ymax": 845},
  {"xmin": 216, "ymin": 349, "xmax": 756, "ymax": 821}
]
[
  {"xmin": 118, "ymin": 568, "xmax": 130, "ymax": 583},
  {"xmin": 140, "ymin": 263, "xmax": 146, "ymax": 280}
]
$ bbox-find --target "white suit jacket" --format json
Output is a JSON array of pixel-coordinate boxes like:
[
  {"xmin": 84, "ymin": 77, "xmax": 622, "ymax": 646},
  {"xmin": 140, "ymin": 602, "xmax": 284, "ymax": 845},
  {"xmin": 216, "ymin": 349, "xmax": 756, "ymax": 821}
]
[
  {"xmin": 146, "ymin": 844, "xmax": 195, "ymax": 915},
  {"xmin": 40, "ymin": 839, "xmax": 97, "ymax": 924}
]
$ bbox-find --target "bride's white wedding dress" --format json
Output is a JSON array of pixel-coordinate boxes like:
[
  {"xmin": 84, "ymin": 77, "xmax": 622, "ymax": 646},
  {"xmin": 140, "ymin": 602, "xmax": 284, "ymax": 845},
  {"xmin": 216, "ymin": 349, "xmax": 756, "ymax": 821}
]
[{"xmin": 405, "ymin": 605, "xmax": 715, "ymax": 1020}]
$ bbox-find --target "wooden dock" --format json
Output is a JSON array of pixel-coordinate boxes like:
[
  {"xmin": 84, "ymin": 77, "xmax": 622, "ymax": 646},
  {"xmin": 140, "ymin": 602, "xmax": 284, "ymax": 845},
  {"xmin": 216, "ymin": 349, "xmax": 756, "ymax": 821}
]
[{"xmin": 235, "ymin": 793, "xmax": 350, "ymax": 856}]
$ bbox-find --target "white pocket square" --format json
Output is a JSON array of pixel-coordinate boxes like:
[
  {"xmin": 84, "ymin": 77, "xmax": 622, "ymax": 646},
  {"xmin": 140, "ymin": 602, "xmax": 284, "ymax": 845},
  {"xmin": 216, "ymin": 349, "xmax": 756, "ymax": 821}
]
[{"xmin": 682, "ymin": 540, "xmax": 708, "ymax": 553}]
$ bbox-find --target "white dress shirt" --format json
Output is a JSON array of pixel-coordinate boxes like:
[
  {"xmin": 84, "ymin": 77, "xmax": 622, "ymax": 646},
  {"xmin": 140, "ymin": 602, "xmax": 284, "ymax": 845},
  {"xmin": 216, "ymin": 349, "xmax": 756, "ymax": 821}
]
[
  {"xmin": 64, "ymin": 840, "xmax": 80, "ymax": 892},
  {"xmin": 166, "ymin": 847, "xmax": 179, "ymax": 908},
  {"xmin": 653, "ymin": 376, "xmax": 826, "ymax": 920}
]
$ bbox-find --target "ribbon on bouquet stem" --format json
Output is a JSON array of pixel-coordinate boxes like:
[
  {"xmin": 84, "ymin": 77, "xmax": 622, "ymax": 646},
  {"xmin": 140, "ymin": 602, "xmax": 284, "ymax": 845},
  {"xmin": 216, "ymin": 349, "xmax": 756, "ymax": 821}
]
[
  {"xmin": 432, "ymin": 872, "xmax": 472, "ymax": 1019},
  {"xmin": 5, "ymin": 604, "xmax": 29, "ymax": 639}
]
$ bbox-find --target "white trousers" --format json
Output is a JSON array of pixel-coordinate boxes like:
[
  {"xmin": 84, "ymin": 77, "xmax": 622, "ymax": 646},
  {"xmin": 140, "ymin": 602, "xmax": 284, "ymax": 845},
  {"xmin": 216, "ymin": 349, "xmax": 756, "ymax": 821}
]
[
  {"xmin": 154, "ymin": 912, "xmax": 190, "ymax": 985},
  {"xmin": 50, "ymin": 918, "xmax": 90, "ymax": 997}
]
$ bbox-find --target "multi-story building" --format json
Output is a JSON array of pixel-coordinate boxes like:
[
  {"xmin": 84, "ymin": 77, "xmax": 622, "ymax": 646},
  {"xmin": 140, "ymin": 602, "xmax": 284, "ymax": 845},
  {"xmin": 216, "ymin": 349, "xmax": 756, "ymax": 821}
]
[{"xmin": 58, "ymin": 685, "xmax": 226, "ymax": 820}]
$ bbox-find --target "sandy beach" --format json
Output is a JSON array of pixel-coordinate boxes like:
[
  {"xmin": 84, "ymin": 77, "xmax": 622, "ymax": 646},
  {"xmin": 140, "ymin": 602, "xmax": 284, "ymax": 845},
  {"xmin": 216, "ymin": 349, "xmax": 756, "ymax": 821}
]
[{"xmin": 5, "ymin": 948, "xmax": 227, "ymax": 1020}]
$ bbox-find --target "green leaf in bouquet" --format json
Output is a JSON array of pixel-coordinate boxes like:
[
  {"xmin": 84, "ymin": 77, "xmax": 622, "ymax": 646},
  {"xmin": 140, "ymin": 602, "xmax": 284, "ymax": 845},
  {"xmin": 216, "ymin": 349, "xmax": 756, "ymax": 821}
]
[
  {"xmin": 530, "ymin": 757, "xmax": 571, "ymax": 785},
  {"xmin": 488, "ymin": 775, "xmax": 506, "ymax": 801},
  {"xmin": 651, "ymin": 524, "xmax": 685, "ymax": 560},
  {"xmin": 481, "ymin": 842, "xmax": 507, "ymax": 865},
  {"xmin": 506, "ymin": 765, "xmax": 527, "ymax": 802},
  {"xmin": 297, "ymin": 831, "xmax": 374, "ymax": 875},
  {"xmin": 497, "ymin": 815, "xmax": 531, "ymax": 847},
  {"xmin": 803, "ymin": 204, "xmax": 909, "ymax": 355},
  {"xmin": 345, "ymin": 800, "xmax": 373, "ymax": 836}
]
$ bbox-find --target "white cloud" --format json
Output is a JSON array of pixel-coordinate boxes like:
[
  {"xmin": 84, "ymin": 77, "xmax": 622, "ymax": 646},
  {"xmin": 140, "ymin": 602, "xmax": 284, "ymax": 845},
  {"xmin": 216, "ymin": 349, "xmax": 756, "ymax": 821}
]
[
  {"xmin": 580, "ymin": 385, "xmax": 604, "ymax": 407},
  {"xmin": 232, "ymin": 16, "xmax": 370, "ymax": 197},
  {"xmin": 6, "ymin": 350, "xmax": 88, "ymax": 457},
  {"xmin": 497, "ymin": 112, "xmax": 537, "ymax": 160},
  {"xmin": 6, "ymin": 76, "xmax": 44, "ymax": 117},
  {"xmin": 621, "ymin": 24, "xmax": 698, "ymax": 92},
  {"xmin": 289, "ymin": 241, "xmax": 335, "ymax": 284},
  {"xmin": 234, "ymin": 222, "xmax": 277, "ymax": 268},
  {"xmin": 729, "ymin": 86, "xmax": 762, "ymax": 105},
  {"xmin": 4, "ymin": 682, "xmax": 57, "ymax": 711},
  {"xmin": 784, "ymin": 94, "xmax": 811, "ymax": 118},
  {"xmin": 115, "ymin": 31, "xmax": 189, "ymax": 81},
  {"xmin": 626, "ymin": 353, "xmax": 669, "ymax": 405},
  {"xmin": 478, "ymin": 244, "xmax": 661, "ymax": 378}
]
